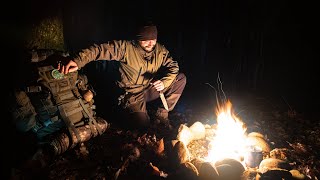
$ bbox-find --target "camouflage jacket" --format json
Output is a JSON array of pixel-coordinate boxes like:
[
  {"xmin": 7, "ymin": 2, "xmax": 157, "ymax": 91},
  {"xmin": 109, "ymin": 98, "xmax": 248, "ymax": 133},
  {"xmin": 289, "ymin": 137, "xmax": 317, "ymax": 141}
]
[{"xmin": 73, "ymin": 40, "xmax": 179, "ymax": 94}]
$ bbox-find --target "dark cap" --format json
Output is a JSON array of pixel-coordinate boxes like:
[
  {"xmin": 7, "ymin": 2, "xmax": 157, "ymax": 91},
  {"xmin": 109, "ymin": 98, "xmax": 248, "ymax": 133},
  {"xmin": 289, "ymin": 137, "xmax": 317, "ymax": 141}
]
[{"xmin": 136, "ymin": 23, "xmax": 158, "ymax": 41}]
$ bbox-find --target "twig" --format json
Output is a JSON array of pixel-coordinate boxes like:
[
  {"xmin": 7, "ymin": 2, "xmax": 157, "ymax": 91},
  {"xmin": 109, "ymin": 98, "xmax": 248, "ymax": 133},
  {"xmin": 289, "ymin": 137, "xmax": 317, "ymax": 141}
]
[
  {"xmin": 205, "ymin": 72, "xmax": 228, "ymax": 111},
  {"xmin": 217, "ymin": 72, "xmax": 227, "ymax": 104},
  {"xmin": 205, "ymin": 82, "xmax": 220, "ymax": 109},
  {"xmin": 114, "ymin": 158, "xmax": 130, "ymax": 180}
]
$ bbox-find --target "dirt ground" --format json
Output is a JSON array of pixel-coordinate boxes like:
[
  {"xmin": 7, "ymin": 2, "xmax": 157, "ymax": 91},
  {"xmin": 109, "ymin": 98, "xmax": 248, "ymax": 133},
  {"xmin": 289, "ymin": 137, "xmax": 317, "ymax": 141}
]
[{"xmin": 5, "ymin": 90, "xmax": 320, "ymax": 180}]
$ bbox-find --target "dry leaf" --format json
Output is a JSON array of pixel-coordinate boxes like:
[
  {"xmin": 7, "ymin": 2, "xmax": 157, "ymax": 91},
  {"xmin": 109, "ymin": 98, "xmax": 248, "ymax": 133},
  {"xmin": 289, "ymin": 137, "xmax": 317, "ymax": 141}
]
[
  {"xmin": 156, "ymin": 138, "xmax": 164, "ymax": 155},
  {"xmin": 150, "ymin": 162, "xmax": 160, "ymax": 176}
]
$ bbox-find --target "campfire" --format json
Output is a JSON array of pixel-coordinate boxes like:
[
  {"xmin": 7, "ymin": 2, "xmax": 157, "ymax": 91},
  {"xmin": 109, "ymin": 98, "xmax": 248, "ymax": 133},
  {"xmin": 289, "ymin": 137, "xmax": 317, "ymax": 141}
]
[
  {"xmin": 176, "ymin": 100, "xmax": 263, "ymax": 166},
  {"xmin": 205, "ymin": 100, "xmax": 248, "ymax": 164},
  {"xmin": 168, "ymin": 99, "xmax": 301, "ymax": 179}
]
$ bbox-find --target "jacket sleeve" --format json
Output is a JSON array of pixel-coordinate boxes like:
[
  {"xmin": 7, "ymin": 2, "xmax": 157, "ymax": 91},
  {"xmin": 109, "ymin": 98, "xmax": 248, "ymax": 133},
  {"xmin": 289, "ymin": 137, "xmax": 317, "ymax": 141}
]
[
  {"xmin": 160, "ymin": 47, "xmax": 179, "ymax": 88},
  {"xmin": 73, "ymin": 40, "xmax": 126, "ymax": 69}
]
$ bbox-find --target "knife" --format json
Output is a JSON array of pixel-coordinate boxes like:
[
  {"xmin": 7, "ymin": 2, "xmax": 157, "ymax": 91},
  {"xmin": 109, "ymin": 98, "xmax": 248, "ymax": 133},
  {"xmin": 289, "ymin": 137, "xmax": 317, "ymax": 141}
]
[{"xmin": 159, "ymin": 91, "xmax": 169, "ymax": 111}]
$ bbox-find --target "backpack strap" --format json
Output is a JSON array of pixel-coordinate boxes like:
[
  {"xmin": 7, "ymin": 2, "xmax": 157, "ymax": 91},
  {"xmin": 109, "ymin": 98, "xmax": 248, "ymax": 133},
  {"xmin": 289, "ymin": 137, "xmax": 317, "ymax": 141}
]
[
  {"xmin": 78, "ymin": 98, "xmax": 103, "ymax": 135},
  {"xmin": 58, "ymin": 103, "xmax": 82, "ymax": 145}
]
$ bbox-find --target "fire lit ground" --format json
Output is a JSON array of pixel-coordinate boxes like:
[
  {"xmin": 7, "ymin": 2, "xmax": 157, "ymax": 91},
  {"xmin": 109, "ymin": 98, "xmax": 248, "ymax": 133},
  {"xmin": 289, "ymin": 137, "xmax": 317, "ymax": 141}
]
[{"xmin": 9, "ymin": 87, "xmax": 320, "ymax": 179}]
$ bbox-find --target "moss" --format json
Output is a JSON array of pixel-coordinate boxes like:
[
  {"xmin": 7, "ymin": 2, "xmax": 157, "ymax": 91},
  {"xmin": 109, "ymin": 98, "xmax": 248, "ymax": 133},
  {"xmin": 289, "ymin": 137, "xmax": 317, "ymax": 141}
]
[{"xmin": 25, "ymin": 16, "xmax": 65, "ymax": 51}]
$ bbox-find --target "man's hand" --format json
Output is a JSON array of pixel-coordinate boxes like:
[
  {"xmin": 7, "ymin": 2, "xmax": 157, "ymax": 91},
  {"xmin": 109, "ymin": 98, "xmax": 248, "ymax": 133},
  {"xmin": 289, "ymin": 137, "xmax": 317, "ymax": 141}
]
[
  {"xmin": 57, "ymin": 60, "xmax": 79, "ymax": 74},
  {"xmin": 151, "ymin": 80, "xmax": 164, "ymax": 92}
]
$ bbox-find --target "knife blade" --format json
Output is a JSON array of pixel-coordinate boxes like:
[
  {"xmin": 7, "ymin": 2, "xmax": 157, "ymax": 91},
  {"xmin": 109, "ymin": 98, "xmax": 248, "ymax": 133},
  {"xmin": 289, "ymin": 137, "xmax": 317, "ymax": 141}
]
[{"xmin": 159, "ymin": 91, "xmax": 169, "ymax": 110}]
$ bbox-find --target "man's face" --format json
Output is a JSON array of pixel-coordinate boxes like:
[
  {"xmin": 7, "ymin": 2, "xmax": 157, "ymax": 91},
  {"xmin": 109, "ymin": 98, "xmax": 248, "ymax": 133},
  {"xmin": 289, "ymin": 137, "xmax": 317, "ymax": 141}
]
[{"xmin": 138, "ymin": 39, "xmax": 157, "ymax": 52}]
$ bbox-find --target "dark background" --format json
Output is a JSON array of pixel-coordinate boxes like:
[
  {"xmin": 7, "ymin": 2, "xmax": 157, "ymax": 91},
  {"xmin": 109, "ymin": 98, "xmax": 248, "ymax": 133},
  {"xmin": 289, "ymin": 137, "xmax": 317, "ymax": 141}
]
[
  {"xmin": 1, "ymin": 1, "xmax": 319, "ymax": 178},
  {"xmin": 3, "ymin": 0, "xmax": 319, "ymax": 116}
]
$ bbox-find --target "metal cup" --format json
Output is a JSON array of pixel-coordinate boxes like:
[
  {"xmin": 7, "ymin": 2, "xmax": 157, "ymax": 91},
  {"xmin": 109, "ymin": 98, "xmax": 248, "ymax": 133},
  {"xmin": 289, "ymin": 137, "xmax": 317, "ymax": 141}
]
[{"xmin": 245, "ymin": 146, "xmax": 263, "ymax": 168}]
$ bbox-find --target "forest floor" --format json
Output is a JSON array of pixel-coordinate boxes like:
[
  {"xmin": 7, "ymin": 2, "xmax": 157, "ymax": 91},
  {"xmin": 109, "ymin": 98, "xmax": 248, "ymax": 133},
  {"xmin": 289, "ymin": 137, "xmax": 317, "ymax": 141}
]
[{"xmin": 6, "ymin": 88, "xmax": 320, "ymax": 180}]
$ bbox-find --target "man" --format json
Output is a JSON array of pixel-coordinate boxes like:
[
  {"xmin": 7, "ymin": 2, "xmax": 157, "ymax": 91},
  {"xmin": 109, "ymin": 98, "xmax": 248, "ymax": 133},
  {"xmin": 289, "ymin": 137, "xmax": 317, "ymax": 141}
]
[{"xmin": 58, "ymin": 22, "xmax": 186, "ymax": 131}]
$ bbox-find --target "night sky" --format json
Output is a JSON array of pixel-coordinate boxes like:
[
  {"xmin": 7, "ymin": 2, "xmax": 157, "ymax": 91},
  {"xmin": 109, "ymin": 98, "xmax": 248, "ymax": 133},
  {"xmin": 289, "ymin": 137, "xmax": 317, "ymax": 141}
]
[{"xmin": 4, "ymin": 0, "xmax": 319, "ymax": 115}]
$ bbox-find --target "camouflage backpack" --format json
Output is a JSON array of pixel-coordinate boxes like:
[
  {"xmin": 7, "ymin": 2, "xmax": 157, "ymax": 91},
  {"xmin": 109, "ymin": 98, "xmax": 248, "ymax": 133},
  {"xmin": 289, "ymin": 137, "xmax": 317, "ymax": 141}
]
[{"xmin": 11, "ymin": 50, "xmax": 107, "ymax": 151}]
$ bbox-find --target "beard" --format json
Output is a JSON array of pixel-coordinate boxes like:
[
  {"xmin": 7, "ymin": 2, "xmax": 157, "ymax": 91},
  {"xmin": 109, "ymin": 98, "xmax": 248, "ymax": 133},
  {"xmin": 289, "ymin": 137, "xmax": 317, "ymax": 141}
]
[{"xmin": 141, "ymin": 44, "xmax": 155, "ymax": 52}]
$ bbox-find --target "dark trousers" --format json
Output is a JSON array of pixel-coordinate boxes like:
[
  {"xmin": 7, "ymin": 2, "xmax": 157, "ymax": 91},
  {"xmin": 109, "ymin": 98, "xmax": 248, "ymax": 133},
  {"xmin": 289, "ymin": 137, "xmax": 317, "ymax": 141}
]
[{"xmin": 121, "ymin": 73, "xmax": 187, "ymax": 130}]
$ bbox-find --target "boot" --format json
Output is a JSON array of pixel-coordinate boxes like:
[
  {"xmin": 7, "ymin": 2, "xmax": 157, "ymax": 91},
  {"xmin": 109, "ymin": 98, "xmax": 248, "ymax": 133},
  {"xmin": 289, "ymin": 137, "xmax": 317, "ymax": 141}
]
[{"xmin": 154, "ymin": 109, "xmax": 172, "ymax": 130}]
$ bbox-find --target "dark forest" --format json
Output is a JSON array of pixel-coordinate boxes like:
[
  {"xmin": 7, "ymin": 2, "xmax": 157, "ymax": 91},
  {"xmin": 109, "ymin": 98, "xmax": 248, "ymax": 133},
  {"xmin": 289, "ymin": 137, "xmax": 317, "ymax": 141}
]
[
  {"xmin": 2, "ymin": 0, "xmax": 319, "ymax": 179},
  {"xmin": 5, "ymin": 0, "xmax": 319, "ymax": 112}
]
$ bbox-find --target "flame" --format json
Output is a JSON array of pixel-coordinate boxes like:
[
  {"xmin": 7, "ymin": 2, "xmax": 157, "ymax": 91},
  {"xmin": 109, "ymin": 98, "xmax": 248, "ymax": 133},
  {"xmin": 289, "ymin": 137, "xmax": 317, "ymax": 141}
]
[{"xmin": 205, "ymin": 100, "xmax": 247, "ymax": 163}]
